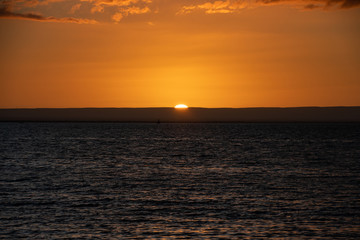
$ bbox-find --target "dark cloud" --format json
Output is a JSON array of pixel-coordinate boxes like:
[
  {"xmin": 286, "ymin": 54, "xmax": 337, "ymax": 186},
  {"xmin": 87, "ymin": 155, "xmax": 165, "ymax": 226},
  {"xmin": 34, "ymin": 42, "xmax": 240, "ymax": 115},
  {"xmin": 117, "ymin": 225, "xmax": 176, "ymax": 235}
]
[
  {"xmin": 334, "ymin": 0, "xmax": 360, "ymax": 8},
  {"xmin": 0, "ymin": 1, "xmax": 97, "ymax": 23},
  {"xmin": 0, "ymin": 0, "xmax": 152, "ymax": 23},
  {"xmin": 304, "ymin": 4, "xmax": 320, "ymax": 9},
  {"xmin": 259, "ymin": 0, "xmax": 360, "ymax": 9}
]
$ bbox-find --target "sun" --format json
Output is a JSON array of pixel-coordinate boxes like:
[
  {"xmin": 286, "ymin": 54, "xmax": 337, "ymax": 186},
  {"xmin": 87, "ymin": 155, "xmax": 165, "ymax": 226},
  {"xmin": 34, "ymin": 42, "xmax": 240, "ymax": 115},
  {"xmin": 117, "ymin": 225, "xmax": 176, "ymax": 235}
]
[{"xmin": 174, "ymin": 104, "xmax": 188, "ymax": 109}]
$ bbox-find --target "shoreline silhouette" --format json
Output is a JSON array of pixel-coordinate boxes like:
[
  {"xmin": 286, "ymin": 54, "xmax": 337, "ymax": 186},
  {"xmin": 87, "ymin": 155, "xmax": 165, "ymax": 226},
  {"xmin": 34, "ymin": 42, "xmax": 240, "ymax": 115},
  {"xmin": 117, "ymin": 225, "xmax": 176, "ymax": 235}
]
[{"xmin": 1, "ymin": 107, "xmax": 359, "ymax": 122}]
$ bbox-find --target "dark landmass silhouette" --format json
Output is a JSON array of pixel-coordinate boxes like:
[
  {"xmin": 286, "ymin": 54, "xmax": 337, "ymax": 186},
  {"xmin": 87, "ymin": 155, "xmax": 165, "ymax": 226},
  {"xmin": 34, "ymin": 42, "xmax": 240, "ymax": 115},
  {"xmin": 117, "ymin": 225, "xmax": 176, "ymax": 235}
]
[{"xmin": 1, "ymin": 107, "xmax": 360, "ymax": 122}]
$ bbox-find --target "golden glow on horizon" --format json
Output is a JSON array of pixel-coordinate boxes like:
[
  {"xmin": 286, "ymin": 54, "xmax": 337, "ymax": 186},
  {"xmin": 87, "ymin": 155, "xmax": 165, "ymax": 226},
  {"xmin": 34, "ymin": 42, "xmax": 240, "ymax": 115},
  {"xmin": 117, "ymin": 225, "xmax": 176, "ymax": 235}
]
[
  {"xmin": 0, "ymin": 1, "xmax": 359, "ymax": 108},
  {"xmin": 175, "ymin": 104, "xmax": 189, "ymax": 109}
]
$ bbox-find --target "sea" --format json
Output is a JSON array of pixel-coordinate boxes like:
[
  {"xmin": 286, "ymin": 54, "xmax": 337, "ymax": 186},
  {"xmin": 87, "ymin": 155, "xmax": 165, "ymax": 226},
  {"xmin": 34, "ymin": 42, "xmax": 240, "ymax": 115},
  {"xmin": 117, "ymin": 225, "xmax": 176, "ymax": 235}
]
[{"xmin": 0, "ymin": 122, "xmax": 359, "ymax": 239}]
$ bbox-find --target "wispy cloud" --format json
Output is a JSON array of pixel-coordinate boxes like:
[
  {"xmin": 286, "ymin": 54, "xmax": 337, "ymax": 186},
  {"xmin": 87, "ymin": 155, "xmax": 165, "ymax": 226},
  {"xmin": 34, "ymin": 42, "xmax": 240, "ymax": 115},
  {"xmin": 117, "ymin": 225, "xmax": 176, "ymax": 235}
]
[
  {"xmin": 69, "ymin": 3, "xmax": 82, "ymax": 14},
  {"xmin": 111, "ymin": 6, "xmax": 150, "ymax": 22},
  {"xmin": 0, "ymin": 1, "xmax": 97, "ymax": 23},
  {"xmin": 178, "ymin": 0, "xmax": 360, "ymax": 14},
  {"xmin": 0, "ymin": 0, "xmax": 359, "ymax": 25},
  {"xmin": 112, "ymin": 11, "xmax": 124, "ymax": 22},
  {"xmin": 259, "ymin": 0, "xmax": 360, "ymax": 9},
  {"xmin": 0, "ymin": 0, "xmax": 153, "ymax": 24},
  {"xmin": 81, "ymin": 0, "xmax": 152, "ymax": 14}
]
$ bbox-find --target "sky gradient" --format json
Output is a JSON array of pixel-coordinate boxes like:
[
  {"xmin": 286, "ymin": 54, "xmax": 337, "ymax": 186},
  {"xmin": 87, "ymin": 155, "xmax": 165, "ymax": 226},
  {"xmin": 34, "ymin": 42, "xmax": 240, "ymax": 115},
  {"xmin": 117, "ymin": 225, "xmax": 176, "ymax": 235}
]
[{"xmin": 1, "ymin": 0, "xmax": 360, "ymax": 108}]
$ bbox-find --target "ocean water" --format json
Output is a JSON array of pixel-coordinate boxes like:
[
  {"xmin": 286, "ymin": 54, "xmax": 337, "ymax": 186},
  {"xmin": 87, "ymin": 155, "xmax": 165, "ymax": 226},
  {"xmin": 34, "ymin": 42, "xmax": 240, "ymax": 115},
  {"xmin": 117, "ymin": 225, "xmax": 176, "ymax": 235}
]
[{"xmin": 0, "ymin": 122, "xmax": 359, "ymax": 239}]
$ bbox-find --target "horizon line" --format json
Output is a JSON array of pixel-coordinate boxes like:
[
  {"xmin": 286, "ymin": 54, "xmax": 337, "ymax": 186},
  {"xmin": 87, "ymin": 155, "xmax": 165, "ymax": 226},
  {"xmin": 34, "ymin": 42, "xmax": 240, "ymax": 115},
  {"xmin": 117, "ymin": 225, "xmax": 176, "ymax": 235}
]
[{"xmin": 1, "ymin": 106, "xmax": 360, "ymax": 110}]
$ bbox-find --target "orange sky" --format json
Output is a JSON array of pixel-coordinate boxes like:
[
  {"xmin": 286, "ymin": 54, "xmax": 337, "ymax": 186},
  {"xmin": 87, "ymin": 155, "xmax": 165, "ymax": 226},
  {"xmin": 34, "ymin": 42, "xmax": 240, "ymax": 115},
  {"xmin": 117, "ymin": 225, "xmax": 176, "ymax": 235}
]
[{"xmin": 1, "ymin": 0, "xmax": 360, "ymax": 108}]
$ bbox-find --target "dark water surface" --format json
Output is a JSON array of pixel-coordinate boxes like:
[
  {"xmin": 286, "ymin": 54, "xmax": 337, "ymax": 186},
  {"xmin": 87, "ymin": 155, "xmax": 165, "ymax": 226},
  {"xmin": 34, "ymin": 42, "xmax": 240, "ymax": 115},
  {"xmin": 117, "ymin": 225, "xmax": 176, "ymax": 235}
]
[{"xmin": 1, "ymin": 123, "xmax": 360, "ymax": 239}]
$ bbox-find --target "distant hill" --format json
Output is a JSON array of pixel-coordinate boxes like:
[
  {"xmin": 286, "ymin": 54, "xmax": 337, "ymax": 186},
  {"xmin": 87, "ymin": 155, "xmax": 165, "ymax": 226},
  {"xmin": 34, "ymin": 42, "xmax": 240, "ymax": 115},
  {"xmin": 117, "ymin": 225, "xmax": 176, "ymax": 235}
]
[{"xmin": 0, "ymin": 107, "xmax": 360, "ymax": 122}]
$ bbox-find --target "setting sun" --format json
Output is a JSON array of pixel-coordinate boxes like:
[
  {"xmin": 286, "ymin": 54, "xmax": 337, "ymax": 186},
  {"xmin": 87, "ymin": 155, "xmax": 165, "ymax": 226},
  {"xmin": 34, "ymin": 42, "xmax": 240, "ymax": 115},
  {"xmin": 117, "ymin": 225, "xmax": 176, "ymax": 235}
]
[{"xmin": 174, "ymin": 104, "xmax": 188, "ymax": 109}]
